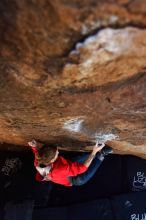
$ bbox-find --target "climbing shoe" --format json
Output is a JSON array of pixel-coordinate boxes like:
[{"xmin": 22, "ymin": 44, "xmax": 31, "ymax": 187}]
[{"xmin": 96, "ymin": 146, "xmax": 113, "ymax": 161}]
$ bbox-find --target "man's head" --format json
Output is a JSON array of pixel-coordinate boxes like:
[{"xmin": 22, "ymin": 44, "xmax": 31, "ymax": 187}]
[
  {"xmin": 28, "ymin": 140, "xmax": 59, "ymax": 166},
  {"xmin": 36, "ymin": 146, "xmax": 59, "ymax": 166}
]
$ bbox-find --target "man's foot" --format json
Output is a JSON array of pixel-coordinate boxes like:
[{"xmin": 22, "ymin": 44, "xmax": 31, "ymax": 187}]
[
  {"xmin": 100, "ymin": 146, "xmax": 113, "ymax": 156},
  {"xmin": 96, "ymin": 146, "xmax": 113, "ymax": 161}
]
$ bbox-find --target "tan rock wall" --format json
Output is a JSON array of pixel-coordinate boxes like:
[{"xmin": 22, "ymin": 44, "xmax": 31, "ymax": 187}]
[{"xmin": 0, "ymin": 0, "xmax": 146, "ymax": 157}]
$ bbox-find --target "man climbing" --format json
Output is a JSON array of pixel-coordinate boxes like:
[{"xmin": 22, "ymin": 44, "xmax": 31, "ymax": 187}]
[{"xmin": 28, "ymin": 140, "xmax": 113, "ymax": 187}]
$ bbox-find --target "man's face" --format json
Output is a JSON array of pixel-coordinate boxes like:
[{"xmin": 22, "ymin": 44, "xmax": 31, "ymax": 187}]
[
  {"xmin": 43, "ymin": 149, "xmax": 59, "ymax": 166},
  {"xmin": 50, "ymin": 149, "xmax": 59, "ymax": 163}
]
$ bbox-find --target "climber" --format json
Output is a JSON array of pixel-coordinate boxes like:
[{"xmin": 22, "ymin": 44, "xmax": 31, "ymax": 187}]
[{"xmin": 28, "ymin": 140, "xmax": 113, "ymax": 187}]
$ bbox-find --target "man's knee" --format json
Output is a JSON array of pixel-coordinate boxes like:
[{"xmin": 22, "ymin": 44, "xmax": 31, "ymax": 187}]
[{"xmin": 72, "ymin": 177, "xmax": 86, "ymax": 186}]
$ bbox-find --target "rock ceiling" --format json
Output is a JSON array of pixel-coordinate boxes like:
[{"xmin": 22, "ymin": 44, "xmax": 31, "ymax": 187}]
[{"xmin": 0, "ymin": 0, "xmax": 146, "ymax": 158}]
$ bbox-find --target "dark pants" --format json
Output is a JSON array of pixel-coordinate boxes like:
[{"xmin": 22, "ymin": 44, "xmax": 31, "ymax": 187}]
[{"xmin": 69, "ymin": 153, "xmax": 102, "ymax": 186}]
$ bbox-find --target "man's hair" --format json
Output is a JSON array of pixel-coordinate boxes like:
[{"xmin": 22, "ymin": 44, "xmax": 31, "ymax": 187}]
[{"xmin": 35, "ymin": 145, "xmax": 57, "ymax": 166}]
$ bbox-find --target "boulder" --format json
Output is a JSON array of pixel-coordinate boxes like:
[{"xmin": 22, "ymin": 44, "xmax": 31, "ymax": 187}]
[{"xmin": 0, "ymin": 0, "xmax": 146, "ymax": 157}]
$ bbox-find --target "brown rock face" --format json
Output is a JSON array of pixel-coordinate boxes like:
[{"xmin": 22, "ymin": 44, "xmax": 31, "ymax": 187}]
[{"xmin": 0, "ymin": 0, "xmax": 146, "ymax": 158}]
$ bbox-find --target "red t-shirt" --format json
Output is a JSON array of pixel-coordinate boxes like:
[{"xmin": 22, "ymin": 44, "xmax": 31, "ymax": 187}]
[{"xmin": 31, "ymin": 147, "xmax": 87, "ymax": 186}]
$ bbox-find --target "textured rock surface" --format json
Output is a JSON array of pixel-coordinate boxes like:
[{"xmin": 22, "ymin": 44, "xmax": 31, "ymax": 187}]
[{"xmin": 0, "ymin": 0, "xmax": 146, "ymax": 157}]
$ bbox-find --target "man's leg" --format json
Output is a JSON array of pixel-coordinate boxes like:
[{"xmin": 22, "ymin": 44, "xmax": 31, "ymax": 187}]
[
  {"xmin": 69, "ymin": 146, "xmax": 113, "ymax": 186},
  {"xmin": 70, "ymin": 155, "xmax": 103, "ymax": 186},
  {"xmin": 70, "ymin": 153, "xmax": 90, "ymax": 163}
]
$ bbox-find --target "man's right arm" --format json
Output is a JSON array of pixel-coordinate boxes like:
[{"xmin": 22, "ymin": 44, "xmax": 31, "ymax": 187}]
[
  {"xmin": 62, "ymin": 142, "xmax": 105, "ymax": 176},
  {"xmin": 83, "ymin": 143, "xmax": 105, "ymax": 168},
  {"xmin": 83, "ymin": 152, "xmax": 96, "ymax": 168}
]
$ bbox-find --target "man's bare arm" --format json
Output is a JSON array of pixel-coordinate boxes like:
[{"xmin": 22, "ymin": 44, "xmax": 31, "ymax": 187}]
[{"xmin": 83, "ymin": 143, "xmax": 105, "ymax": 168}]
